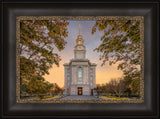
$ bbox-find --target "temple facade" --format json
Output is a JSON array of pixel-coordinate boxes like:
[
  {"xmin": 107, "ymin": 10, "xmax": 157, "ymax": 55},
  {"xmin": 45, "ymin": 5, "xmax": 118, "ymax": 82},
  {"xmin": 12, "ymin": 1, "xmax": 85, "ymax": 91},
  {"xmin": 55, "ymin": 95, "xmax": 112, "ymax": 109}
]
[{"xmin": 63, "ymin": 25, "xmax": 96, "ymax": 96}]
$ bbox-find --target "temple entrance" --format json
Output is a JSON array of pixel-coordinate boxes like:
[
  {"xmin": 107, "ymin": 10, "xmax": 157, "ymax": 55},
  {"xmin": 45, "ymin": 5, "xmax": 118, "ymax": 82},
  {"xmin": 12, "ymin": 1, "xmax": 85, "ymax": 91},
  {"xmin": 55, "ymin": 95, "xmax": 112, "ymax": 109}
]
[{"xmin": 78, "ymin": 87, "xmax": 82, "ymax": 95}]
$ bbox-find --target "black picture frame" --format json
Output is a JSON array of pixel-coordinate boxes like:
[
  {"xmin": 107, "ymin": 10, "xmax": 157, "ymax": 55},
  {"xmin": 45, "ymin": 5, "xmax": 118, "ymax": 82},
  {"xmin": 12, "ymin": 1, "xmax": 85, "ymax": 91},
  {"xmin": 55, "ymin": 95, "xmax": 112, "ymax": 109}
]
[{"xmin": 1, "ymin": 0, "xmax": 159, "ymax": 118}]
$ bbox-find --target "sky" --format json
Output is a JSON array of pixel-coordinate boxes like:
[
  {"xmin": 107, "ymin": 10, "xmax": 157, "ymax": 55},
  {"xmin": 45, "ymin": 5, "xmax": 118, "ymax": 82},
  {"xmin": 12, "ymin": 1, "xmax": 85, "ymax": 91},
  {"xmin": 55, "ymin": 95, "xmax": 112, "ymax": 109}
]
[{"xmin": 43, "ymin": 20, "xmax": 123, "ymax": 87}]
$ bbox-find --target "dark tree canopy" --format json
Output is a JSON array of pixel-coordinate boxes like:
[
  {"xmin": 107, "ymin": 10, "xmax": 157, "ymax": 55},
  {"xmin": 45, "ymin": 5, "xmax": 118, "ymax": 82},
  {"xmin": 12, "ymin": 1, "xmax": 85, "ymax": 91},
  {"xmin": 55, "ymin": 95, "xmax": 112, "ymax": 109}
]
[
  {"xmin": 92, "ymin": 20, "xmax": 141, "ymax": 95},
  {"xmin": 20, "ymin": 20, "xmax": 69, "ymax": 96}
]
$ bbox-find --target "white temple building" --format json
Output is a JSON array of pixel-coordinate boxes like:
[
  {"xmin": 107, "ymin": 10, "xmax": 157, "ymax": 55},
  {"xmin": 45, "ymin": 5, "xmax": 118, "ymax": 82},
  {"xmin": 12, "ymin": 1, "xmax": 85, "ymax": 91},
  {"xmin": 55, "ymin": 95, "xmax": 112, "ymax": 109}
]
[{"xmin": 63, "ymin": 25, "xmax": 97, "ymax": 96}]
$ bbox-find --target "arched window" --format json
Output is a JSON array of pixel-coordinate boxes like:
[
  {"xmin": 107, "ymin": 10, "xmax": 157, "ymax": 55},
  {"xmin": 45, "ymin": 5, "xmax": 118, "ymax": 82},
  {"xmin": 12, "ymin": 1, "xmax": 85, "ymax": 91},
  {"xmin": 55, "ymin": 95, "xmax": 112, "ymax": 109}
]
[{"xmin": 78, "ymin": 67, "xmax": 82, "ymax": 78}]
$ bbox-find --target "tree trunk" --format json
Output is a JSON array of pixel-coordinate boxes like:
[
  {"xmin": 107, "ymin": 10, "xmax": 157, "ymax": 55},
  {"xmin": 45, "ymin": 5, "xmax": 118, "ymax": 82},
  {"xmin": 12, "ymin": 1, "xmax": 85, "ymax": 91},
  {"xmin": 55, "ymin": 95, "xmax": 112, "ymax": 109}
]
[{"xmin": 118, "ymin": 93, "xmax": 121, "ymax": 98}]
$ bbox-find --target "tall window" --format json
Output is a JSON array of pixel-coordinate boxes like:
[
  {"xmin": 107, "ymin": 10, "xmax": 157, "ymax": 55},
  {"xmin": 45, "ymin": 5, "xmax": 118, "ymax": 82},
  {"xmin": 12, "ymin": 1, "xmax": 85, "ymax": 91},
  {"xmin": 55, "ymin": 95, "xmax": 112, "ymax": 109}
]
[
  {"xmin": 90, "ymin": 75, "xmax": 93, "ymax": 80},
  {"xmin": 67, "ymin": 76, "xmax": 70, "ymax": 86},
  {"xmin": 78, "ymin": 67, "xmax": 82, "ymax": 78},
  {"xmin": 90, "ymin": 68, "xmax": 93, "ymax": 73},
  {"xmin": 67, "ymin": 68, "xmax": 70, "ymax": 73},
  {"xmin": 67, "ymin": 76, "xmax": 70, "ymax": 80}
]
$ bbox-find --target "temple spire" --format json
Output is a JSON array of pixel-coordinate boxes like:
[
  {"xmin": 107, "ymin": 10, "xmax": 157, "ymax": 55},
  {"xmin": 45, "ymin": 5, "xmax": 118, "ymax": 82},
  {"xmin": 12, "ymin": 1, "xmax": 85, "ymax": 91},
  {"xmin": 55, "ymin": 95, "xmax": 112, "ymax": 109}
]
[{"xmin": 79, "ymin": 24, "xmax": 81, "ymax": 35}]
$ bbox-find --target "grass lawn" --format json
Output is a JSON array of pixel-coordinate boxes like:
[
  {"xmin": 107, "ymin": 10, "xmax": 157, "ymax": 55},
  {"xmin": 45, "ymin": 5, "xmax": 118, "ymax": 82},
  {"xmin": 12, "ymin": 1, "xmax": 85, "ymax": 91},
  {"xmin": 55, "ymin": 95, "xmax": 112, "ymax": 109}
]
[
  {"xmin": 33, "ymin": 95, "xmax": 60, "ymax": 100},
  {"xmin": 101, "ymin": 96, "xmax": 129, "ymax": 100}
]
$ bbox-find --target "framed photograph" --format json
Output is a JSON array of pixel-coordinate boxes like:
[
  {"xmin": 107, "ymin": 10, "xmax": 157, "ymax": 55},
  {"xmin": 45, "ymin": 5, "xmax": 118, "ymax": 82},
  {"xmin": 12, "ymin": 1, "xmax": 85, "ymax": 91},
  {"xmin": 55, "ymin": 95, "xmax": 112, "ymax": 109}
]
[
  {"xmin": 16, "ymin": 16, "xmax": 144, "ymax": 104},
  {"xmin": 2, "ymin": 0, "xmax": 159, "ymax": 118}
]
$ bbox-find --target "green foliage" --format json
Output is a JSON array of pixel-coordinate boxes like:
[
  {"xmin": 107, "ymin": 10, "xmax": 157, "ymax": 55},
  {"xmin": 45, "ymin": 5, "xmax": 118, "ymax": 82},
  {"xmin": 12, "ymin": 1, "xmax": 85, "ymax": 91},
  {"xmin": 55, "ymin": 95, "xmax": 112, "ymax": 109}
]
[
  {"xmin": 20, "ymin": 78, "xmax": 54, "ymax": 98},
  {"xmin": 26, "ymin": 79, "xmax": 52, "ymax": 94},
  {"xmin": 96, "ymin": 78, "xmax": 127, "ymax": 97},
  {"xmin": 20, "ymin": 20, "xmax": 69, "ymax": 97},
  {"xmin": 50, "ymin": 83, "xmax": 64, "ymax": 96},
  {"xmin": 130, "ymin": 78, "xmax": 140, "ymax": 95},
  {"xmin": 92, "ymin": 20, "xmax": 141, "ymax": 96},
  {"xmin": 92, "ymin": 20, "xmax": 140, "ymax": 67}
]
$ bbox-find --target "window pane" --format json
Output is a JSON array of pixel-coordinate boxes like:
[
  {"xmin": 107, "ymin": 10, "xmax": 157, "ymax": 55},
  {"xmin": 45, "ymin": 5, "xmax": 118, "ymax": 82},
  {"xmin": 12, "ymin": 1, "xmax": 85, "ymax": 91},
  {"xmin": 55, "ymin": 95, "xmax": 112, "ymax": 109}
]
[
  {"xmin": 90, "ymin": 76, "xmax": 93, "ymax": 80},
  {"xmin": 67, "ymin": 68, "xmax": 70, "ymax": 73},
  {"xmin": 78, "ymin": 81, "xmax": 82, "ymax": 84},
  {"xmin": 78, "ymin": 68, "xmax": 82, "ymax": 78},
  {"xmin": 67, "ymin": 76, "xmax": 70, "ymax": 80}
]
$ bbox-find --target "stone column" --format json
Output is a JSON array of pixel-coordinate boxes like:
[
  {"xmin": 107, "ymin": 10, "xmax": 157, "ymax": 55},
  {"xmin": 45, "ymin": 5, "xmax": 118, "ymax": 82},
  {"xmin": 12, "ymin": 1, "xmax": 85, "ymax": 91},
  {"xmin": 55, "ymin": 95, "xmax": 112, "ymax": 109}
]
[{"xmin": 72, "ymin": 66, "xmax": 77, "ymax": 84}]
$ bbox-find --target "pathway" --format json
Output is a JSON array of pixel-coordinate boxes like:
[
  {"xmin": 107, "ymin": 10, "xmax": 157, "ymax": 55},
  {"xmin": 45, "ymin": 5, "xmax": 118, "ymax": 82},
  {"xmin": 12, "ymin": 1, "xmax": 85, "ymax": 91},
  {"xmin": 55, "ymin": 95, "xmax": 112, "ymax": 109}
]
[{"xmin": 50, "ymin": 95, "xmax": 100, "ymax": 100}]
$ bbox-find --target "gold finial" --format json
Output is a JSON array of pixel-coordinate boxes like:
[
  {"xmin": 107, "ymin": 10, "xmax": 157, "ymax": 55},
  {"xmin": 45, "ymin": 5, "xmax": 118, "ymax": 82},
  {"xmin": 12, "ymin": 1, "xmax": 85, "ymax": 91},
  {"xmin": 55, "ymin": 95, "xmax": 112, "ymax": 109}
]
[{"xmin": 79, "ymin": 24, "xmax": 81, "ymax": 35}]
